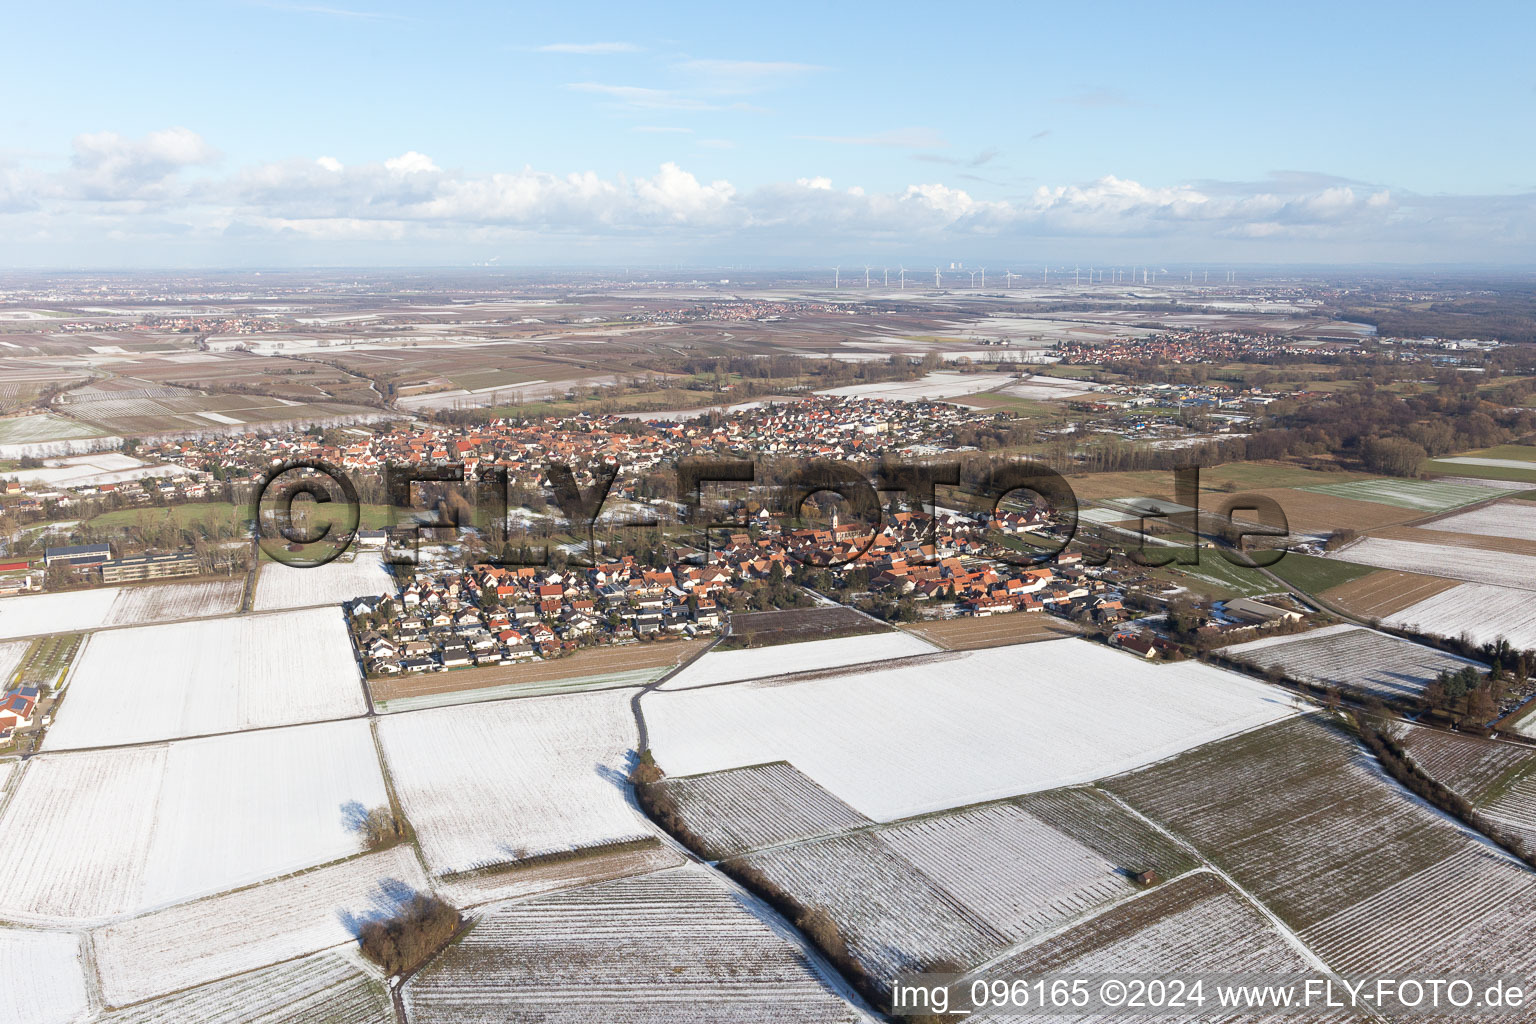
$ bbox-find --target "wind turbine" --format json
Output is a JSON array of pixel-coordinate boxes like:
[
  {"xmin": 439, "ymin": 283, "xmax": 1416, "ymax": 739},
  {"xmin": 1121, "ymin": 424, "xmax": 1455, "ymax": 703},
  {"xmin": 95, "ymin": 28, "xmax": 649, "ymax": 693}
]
[
  {"xmin": 933, "ymin": 267, "xmax": 942, "ymax": 288},
  {"xmin": 979, "ymin": 267, "xmax": 986, "ymax": 289},
  {"xmin": 968, "ymin": 270, "xmax": 979, "ymax": 288},
  {"xmin": 864, "ymin": 265, "xmax": 872, "ymax": 288},
  {"xmin": 1074, "ymin": 266, "xmax": 1080, "ymax": 286},
  {"xmin": 1004, "ymin": 270, "xmax": 1015, "ymax": 288},
  {"xmin": 833, "ymin": 266, "xmax": 840, "ymax": 289},
  {"xmin": 883, "ymin": 267, "xmax": 889, "ymax": 287},
  {"xmin": 899, "ymin": 266, "xmax": 906, "ymax": 290}
]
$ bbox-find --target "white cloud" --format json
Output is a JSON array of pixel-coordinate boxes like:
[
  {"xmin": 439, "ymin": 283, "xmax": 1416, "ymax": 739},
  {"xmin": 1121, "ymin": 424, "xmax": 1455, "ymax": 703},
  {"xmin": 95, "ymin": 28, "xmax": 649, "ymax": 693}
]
[
  {"xmin": 383, "ymin": 151, "xmax": 439, "ymax": 175},
  {"xmin": 538, "ymin": 41, "xmax": 639, "ymax": 54},
  {"xmin": 565, "ymin": 82, "xmax": 722, "ymax": 111},
  {"xmin": 68, "ymin": 127, "xmax": 218, "ymax": 200},
  {"xmin": 674, "ymin": 59, "xmax": 825, "ymax": 94},
  {"xmin": 799, "ymin": 128, "xmax": 947, "ymax": 149},
  {"xmin": 1, "ymin": 129, "xmax": 1529, "ymax": 264}
]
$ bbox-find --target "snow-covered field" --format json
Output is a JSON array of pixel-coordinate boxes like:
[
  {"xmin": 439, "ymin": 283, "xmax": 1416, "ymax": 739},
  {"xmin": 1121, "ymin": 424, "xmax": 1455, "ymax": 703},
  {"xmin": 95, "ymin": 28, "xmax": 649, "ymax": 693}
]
[
  {"xmin": 404, "ymin": 866, "xmax": 870, "ymax": 1024},
  {"xmin": 1220, "ymin": 624, "xmax": 1484, "ymax": 701},
  {"xmin": 254, "ymin": 551, "xmax": 394, "ymax": 611},
  {"xmin": 815, "ymin": 371, "xmax": 1015, "ymax": 403},
  {"xmin": 877, "ymin": 801, "xmax": 1132, "ymax": 939},
  {"xmin": 0, "ymin": 928, "xmax": 87, "ymax": 1024},
  {"xmin": 1300, "ymin": 845, "xmax": 1536, "ymax": 978},
  {"xmin": 1302, "ymin": 478, "xmax": 1500, "ymax": 512},
  {"xmin": 660, "ymin": 631, "xmax": 939, "ymax": 690},
  {"xmin": 10, "ymin": 453, "xmax": 193, "ymax": 488},
  {"xmin": 995, "ymin": 377, "xmax": 1099, "ymax": 401},
  {"xmin": 1386, "ymin": 582, "xmax": 1536, "ymax": 652},
  {"xmin": 1423, "ymin": 502, "xmax": 1536, "ymax": 542},
  {"xmin": 46, "ymin": 608, "xmax": 365, "ymax": 750},
  {"xmin": 656, "ymin": 762, "xmax": 871, "ymax": 857},
  {"xmin": 95, "ymin": 845, "xmax": 427, "ymax": 1006},
  {"xmin": 377, "ymin": 689, "xmax": 649, "ymax": 876},
  {"xmin": 644, "ymin": 638, "xmax": 1294, "ymax": 821},
  {"xmin": 99, "ymin": 951, "xmax": 391, "ymax": 1024},
  {"xmin": 739, "ymin": 831, "xmax": 1007, "ymax": 984},
  {"xmin": 0, "ymin": 640, "xmax": 28, "ymax": 685},
  {"xmin": 0, "ymin": 580, "xmax": 243, "ymax": 640},
  {"xmin": 0, "ymin": 719, "xmax": 389, "ymax": 921},
  {"xmin": 1438, "ymin": 456, "xmax": 1536, "ymax": 471},
  {"xmin": 992, "ymin": 872, "xmax": 1322, "ymax": 982},
  {"xmin": 1328, "ymin": 537, "xmax": 1536, "ymax": 591}
]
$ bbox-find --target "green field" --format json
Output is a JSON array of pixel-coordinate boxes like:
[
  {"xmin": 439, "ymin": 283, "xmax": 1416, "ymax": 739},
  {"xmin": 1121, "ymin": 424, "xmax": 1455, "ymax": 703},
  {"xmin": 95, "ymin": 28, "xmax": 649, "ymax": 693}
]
[
  {"xmin": 1156, "ymin": 549, "xmax": 1282, "ymax": 599},
  {"xmin": 1422, "ymin": 444, "xmax": 1536, "ymax": 483},
  {"xmin": 86, "ymin": 500, "xmax": 396, "ymax": 534},
  {"xmin": 14, "ymin": 633, "xmax": 82, "ymax": 691},
  {"xmin": 1265, "ymin": 552, "xmax": 1374, "ymax": 595},
  {"xmin": 1064, "ymin": 461, "xmax": 1368, "ymax": 503}
]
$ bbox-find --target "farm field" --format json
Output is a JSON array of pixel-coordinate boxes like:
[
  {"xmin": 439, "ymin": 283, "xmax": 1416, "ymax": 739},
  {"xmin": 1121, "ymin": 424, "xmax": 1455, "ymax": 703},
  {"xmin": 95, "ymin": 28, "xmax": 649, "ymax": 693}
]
[
  {"xmin": 874, "ymin": 801, "xmax": 1134, "ymax": 940},
  {"xmin": 94, "ymin": 845, "xmax": 427, "ymax": 1006},
  {"xmin": 1385, "ymin": 582, "xmax": 1536, "ymax": 652},
  {"xmin": 732, "ymin": 832, "xmax": 1008, "ymax": 992},
  {"xmin": 98, "ymin": 950, "xmax": 391, "ymax": 1024},
  {"xmin": 1105, "ymin": 716, "xmax": 1478, "ymax": 930},
  {"xmin": 1157, "ymin": 552, "xmax": 1281, "ymax": 599},
  {"xmin": 1327, "ymin": 536, "xmax": 1536, "ymax": 590},
  {"xmin": 434, "ymin": 838, "xmax": 684, "ymax": 909},
  {"xmin": 0, "ymin": 412, "xmax": 111, "ymax": 446},
  {"xmin": 252, "ymin": 551, "xmax": 394, "ymax": 611},
  {"xmin": 1422, "ymin": 500, "xmax": 1536, "ymax": 542},
  {"xmin": 377, "ymin": 689, "xmax": 650, "ymax": 876},
  {"xmin": 404, "ymin": 866, "xmax": 871, "ymax": 1024},
  {"xmin": 46, "ymin": 608, "xmax": 364, "ymax": 750},
  {"xmin": 900, "ymin": 611, "xmax": 1080, "ymax": 649},
  {"xmin": 0, "ymin": 719, "xmax": 389, "ymax": 921},
  {"xmin": 13, "ymin": 633, "xmax": 83, "ymax": 691},
  {"xmin": 983, "ymin": 872, "xmax": 1352, "ymax": 1023},
  {"xmin": 0, "ymin": 927, "xmax": 87, "ymax": 1024},
  {"xmin": 717, "ymin": 605, "xmax": 890, "ymax": 649},
  {"xmin": 1321, "ymin": 568, "xmax": 1460, "ymax": 619},
  {"xmin": 1263, "ymin": 551, "xmax": 1373, "ymax": 595},
  {"xmin": 814, "ymin": 370, "xmax": 1015, "ymax": 403},
  {"xmin": 1299, "ymin": 844, "xmax": 1536, "ymax": 980},
  {"xmin": 0, "ymin": 640, "xmax": 28, "ymax": 685},
  {"xmin": 1016, "ymin": 787, "xmax": 1201, "ymax": 879},
  {"xmin": 1218, "ymin": 623, "xmax": 1485, "ymax": 701},
  {"xmin": 658, "ymin": 631, "xmax": 939, "ymax": 691},
  {"xmin": 1234, "ymin": 485, "xmax": 1424, "ymax": 533},
  {"xmin": 652, "ymin": 762, "xmax": 872, "ymax": 858},
  {"xmin": 0, "ymin": 579, "xmax": 243, "ymax": 640},
  {"xmin": 10, "ymin": 452, "xmax": 192, "ymax": 488},
  {"xmin": 1369, "ymin": 521, "xmax": 1536, "ymax": 556},
  {"xmin": 1424, "ymin": 445, "xmax": 1536, "ymax": 482},
  {"xmin": 1301, "ymin": 477, "xmax": 1503, "ymax": 513},
  {"xmin": 644, "ymin": 638, "xmax": 1295, "ymax": 822},
  {"xmin": 433, "ymin": 837, "xmax": 683, "ymax": 910},
  {"xmin": 1401, "ymin": 726, "xmax": 1535, "ymax": 800},
  {"xmin": 370, "ymin": 638, "xmax": 705, "ymax": 713},
  {"xmin": 58, "ymin": 387, "xmax": 380, "ymax": 435}
]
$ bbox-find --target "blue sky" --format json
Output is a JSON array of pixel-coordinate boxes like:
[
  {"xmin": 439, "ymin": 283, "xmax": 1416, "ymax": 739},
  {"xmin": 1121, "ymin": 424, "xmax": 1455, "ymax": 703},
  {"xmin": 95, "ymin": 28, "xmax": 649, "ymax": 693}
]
[{"xmin": 2, "ymin": 0, "xmax": 1533, "ymax": 266}]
